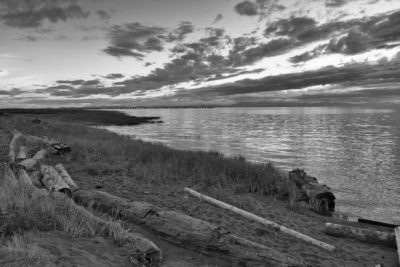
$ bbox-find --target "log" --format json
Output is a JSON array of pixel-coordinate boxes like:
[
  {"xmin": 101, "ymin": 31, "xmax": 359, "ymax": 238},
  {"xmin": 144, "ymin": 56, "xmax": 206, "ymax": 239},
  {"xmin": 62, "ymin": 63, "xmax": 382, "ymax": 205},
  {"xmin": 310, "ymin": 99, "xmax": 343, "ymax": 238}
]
[
  {"xmin": 40, "ymin": 165, "xmax": 71, "ymax": 196},
  {"xmin": 55, "ymin": 164, "xmax": 78, "ymax": 189},
  {"xmin": 8, "ymin": 131, "xmax": 22, "ymax": 164},
  {"xmin": 73, "ymin": 189, "xmax": 304, "ymax": 266},
  {"xmin": 18, "ymin": 149, "xmax": 47, "ymax": 170},
  {"xmin": 53, "ymin": 192, "xmax": 162, "ymax": 266},
  {"xmin": 0, "ymin": 162, "xmax": 18, "ymax": 187},
  {"xmin": 395, "ymin": 227, "xmax": 400, "ymax": 265},
  {"xmin": 14, "ymin": 166, "xmax": 33, "ymax": 187},
  {"xmin": 289, "ymin": 169, "xmax": 335, "ymax": 215},
  {"xmin": 184, "ymin": 187, "xmax": 336, "ymax": 252},
  {"xmin": 16, "ymin": 146, "xmax": 27, "ymax": 161},
  {"xmin": 24, "ymin": 135, "xmax": 71, "ymax": 155},
  {"xmin": 324, "ymin": 223, "xmax": 396, "ymax": 248},
  {"xmin": 30, "ymin": 170, "xmax": 44, "ymax": 189}
]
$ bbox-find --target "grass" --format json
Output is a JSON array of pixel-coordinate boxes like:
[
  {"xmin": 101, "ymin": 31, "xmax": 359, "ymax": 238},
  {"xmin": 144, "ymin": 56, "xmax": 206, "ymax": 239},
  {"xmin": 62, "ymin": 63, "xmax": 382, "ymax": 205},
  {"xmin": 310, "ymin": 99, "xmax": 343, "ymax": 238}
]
[
  {"xmin": 0, "ymin": 108, "xmax": 160, "ymax": 126},
  {"xmin": 0, "ymin": 113, "xmax": 297, "ymax": 201}
]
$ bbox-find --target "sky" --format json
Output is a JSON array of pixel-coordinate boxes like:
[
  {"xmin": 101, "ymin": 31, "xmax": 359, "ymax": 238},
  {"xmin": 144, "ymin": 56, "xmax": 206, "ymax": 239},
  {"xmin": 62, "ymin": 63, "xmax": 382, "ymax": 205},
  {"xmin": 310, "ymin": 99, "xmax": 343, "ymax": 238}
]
[{"xmin": 1, "ymin": 0, "xmax": 400, "ymax": 107}]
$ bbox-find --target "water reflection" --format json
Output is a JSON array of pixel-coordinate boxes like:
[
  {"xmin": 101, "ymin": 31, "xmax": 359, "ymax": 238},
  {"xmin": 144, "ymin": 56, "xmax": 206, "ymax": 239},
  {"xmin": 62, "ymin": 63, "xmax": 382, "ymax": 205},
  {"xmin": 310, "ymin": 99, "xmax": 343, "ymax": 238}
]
[{"xmin": 102, "ymin": 107, "xmax": 400, "ymax": 224}]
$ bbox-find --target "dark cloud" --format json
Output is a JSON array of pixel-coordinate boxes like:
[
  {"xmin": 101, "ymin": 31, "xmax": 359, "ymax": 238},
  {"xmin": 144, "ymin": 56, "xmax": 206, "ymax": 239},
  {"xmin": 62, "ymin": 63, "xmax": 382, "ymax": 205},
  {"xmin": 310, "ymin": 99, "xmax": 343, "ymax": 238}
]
[
  {"xmin": 232, "ymin": 38, "xmax": 292, "ymax": 66},
  {"xmin": 327, "ymin": 29, "xmax": 368, "ymax": 54},
  {"xmin": 56, "ymin": 79, "xmax": 85, "ymax": 85},
  {"xmin": 0, "ymin": 0, "xmax": 89, "ymax": 28},
  {"xmin": 97, "ymin": 10, "xmax": 110, "ymax": 20},
  {"xmin": 0, "ymin": 88, "xmax": 25, "ymax": 96},
  {"xmin": 265, "ymin": 16, "xmax": 317, "ymax": 38},
  {"xmin": 103, "ymin": 73, "xmax": 124, "ymax": 79},
  {"xmin": 103, "ymin": 22, "xmax": 166, "ymax": 59},
  {"xmin": 326, "ymin": 0, "xmax": 348, "ymax": 7},
  {"xmin": 234, "ymin": 1, "xmax": 258, "ymax": 16},
  {"xmin": 212, "ymin": 14, "xmax": 223, "ymax": 25},
  {"xmin": 167, "ymin": 21, "xmax": 193, "ymax": 42}
]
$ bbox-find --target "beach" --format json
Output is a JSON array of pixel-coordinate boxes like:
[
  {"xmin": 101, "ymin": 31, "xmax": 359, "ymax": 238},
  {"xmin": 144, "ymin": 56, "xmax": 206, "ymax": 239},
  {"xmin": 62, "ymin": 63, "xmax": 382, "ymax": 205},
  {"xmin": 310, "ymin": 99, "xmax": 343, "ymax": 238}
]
[{"xmin": 0, "ymin": 109, "xmax": 398, "ymax": 267}]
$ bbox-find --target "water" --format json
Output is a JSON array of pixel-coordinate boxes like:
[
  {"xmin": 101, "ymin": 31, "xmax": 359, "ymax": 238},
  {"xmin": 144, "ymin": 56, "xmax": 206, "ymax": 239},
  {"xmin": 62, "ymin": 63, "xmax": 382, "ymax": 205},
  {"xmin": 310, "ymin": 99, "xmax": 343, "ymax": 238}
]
[{"xmin": 102, "ymin": 107, "xmax": 400, "ymax": 224}]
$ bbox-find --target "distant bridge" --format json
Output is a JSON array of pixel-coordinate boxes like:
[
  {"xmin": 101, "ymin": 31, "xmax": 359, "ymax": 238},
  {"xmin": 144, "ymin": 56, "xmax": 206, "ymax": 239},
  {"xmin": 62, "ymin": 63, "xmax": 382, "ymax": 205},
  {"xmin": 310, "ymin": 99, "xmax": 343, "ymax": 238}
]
[{"xmin": 88, "ymin": 106, "xmax": 216, "ymax": 110}]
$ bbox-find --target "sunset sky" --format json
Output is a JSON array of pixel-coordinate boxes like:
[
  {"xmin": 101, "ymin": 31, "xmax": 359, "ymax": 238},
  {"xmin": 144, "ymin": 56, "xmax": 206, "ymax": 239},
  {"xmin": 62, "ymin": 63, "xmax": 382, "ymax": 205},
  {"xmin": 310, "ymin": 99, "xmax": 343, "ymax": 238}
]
[{"xmin": 1, "ymin": 0, "xmax": 400, "ymax": 107}]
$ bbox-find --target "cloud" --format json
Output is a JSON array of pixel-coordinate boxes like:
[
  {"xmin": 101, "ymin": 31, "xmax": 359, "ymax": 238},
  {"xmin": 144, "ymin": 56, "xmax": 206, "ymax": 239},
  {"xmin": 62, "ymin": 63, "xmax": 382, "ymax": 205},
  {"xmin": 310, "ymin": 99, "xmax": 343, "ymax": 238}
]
[
  {"xmin": 103, "ymin": 73, "xmax": 124, "ymax": 79},
  {"xmin": 327, "ymin": 29, "xmax": 368, "ymax": 54},
  {"xmin": 97, "ymin": 10, "xmax": 110, "ymax": 20},
  {"xmin": 232, "ymin": 38, "xmax": 292, "ymax": 66},
  {"xmin": 103, "ymin": 22, "xmax": 166, "ymax": 59},
  {"xmin": 167, "ymin": 21, "xmax": 193, "ymax": 42},
  {"xmin": 0, "ymin": 88, "xmax": 25, "ymax": 96},
  {"xmin": 56, "ymin": 79, "xmax": 85, "ymax": 85},
  {"xmin": 265, "ymin": 16, "xmax": 317, "ymax": 38},
  {"xmin": 325, "ymin": 0, "xmax": 348, "ymax": 7},
  {"xmin": 212, "ymin": 14, "xmax": 223, "ymax": 25},
  {"xmin": 0, "ymin": 0, "xmax": 89, "ymax": 28},
  {"xmin": 234, "ymin": 1, "xmax": 258, "ymax": 16}
]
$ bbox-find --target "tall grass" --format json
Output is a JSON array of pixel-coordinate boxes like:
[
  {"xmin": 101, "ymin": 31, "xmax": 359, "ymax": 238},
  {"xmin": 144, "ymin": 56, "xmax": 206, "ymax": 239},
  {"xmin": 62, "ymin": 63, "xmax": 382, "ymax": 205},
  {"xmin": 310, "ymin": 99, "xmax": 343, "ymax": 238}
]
[{"xmin": 0, "ymin": 114, "xmax": 297, "ymax": 200}]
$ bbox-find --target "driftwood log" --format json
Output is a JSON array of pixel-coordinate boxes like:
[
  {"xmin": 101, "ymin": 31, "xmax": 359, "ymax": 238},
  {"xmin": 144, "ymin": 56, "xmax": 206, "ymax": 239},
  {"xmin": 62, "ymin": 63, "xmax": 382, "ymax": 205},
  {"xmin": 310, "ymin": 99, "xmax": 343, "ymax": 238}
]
[
  {"xmin": 8, "ymin": 131, "xmax": 22, "ymax": 164},
  {"xmin": 396, "ymin": 227, "xmax": 400, "ymax": 265},
  {"xmin": 14, "ymin": 166, "xmax": 34, "ymax": 187},
  {"xmin": 73, "ymin": 189, "xmax": 304, "ymax": 266},
  {"xmin": 18, "ymin": 149, "xmax": 47, "ymax": 170},
  {"xmin": 53, "ymin": 192, "xmax": 162, "ymax": 266},
  {"xmin": 184, "ymin": 187, "xmax": 335, "ymax": 252},
  {"xmin": 324, "ymin": 223, "xmax": 396, "ymax": 248},
  {"xmin": 24, "ymin": 135, "xmax": 71, "ymax": 155},
  {"xmin": 289, "ymin": 169, "xmax": 335, "ymax": 215},
  {"xmin": 16, "ymin": 146, "xmax": 27, "ymax": 161},
  {"xmin": 55, "ymin": 164, "xmax": 78, "ymax": 190},
  {"xmin": 40, "ymin": 165, "xmax": 71, "ymax": 196}
]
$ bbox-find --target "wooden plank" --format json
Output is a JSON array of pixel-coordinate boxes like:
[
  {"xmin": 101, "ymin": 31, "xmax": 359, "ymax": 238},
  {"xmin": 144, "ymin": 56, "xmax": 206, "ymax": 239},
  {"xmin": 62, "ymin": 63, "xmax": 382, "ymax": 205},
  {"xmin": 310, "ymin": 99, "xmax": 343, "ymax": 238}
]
[
  {"xmin": 324, "ymin": 222, "xmax": 396, "ymax": 248},
  {"xmin": 184, "ymin": 187, "xmax": 336, "ymax": 252}
]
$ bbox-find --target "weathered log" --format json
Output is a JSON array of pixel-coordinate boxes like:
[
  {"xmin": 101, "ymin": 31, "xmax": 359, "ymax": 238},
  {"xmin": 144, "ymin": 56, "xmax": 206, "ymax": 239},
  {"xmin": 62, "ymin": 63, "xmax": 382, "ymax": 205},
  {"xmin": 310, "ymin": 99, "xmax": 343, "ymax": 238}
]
[
  {"xmin": 185, "ymin": 187, "xmax": 336, "ymax": 252},
  {"xmin": 324, "ymin": 223, "xmax": 396, "ymax": 248},
  {"xmin": 18, "ymin": 149, "xmax": 47, "ymax": 170},
  {"xmin": 53, "ymin": 192, "xmax": 162, "ymax": 266},
  {"xmin": 289, "ymin": 169, "xmax": 335, "ymax": 215},
  {"xmin": 55, "ymin": 164, "xmax": 78, "ymax": 189},
  {"xmin": 16, "ymin": 146, "xmax": 27, "ymax": 161},
  {"xmin": 8, "ymin": 131, "xmax": 22, "ymax": 164},
  {"xmin": 24, "ymin": 135, "xmax": 71, "ymax": 155},
  {"xmin": 0, "ymin": 162, "xmax": 18, "ymax": 187},
  {"xmin": 73, "ymin": 189, "xmax": 304, "ymax": 266},
  {"xmin": 14, "ymin": 166, "xmax": 33, "ymax": 187},
  {"xmin": 40, "ymin": 165, "xmax": 71, "ymax": 196},
  {"xmin": 30, "ymin": 170, "xmax": 44, "ymax": 189},
  {"xmin": 395, "ymin": 227, "xmax": 400, "ymax": 265}
]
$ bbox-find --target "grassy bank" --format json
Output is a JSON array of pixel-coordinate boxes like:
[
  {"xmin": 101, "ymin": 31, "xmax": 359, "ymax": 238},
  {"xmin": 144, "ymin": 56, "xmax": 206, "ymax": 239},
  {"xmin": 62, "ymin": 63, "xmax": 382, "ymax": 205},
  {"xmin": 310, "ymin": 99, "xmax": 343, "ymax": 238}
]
[
  {"xmin": 0, "ymin": 112, "xmax": 295, "ymax": 201},
  {"xmin": 0, "ymin": 108, "xmax": 161, "ymax": 126}
]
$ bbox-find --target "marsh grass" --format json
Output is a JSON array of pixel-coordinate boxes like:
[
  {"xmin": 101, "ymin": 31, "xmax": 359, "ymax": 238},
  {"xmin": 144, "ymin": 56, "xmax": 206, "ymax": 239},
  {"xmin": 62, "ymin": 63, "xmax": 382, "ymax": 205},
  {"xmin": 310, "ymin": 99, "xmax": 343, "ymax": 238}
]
[{"xmin": 0, "ymin": 114, "xmax": 298, "ymax": 201}]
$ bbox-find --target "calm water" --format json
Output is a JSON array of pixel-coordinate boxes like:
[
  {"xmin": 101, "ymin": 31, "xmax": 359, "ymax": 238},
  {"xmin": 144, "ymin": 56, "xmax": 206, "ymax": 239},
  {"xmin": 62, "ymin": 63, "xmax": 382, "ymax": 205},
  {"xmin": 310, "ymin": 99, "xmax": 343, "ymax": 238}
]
[{"xmin": 102, "ymin": 107, "xmax": 400, "ymax": 224}]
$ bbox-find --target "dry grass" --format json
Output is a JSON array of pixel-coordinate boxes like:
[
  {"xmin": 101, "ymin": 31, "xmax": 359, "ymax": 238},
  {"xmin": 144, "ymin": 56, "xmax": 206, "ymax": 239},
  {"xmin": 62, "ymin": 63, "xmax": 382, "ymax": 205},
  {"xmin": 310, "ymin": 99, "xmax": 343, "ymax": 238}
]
[{"xmin": 0, "ymin": 114, "xmax": 298, "ymax": 201}]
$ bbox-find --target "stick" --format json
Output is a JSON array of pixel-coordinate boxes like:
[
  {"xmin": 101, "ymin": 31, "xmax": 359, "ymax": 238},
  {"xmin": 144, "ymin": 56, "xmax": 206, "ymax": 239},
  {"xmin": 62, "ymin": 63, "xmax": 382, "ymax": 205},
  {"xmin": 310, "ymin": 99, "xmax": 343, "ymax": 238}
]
[
  {"xmin": 325, "ymin": 222, "xmax": 396, "ymax": 248},
  {"xmin": 184, "ymin": 187, "xmax": 336, "ymax": 252},
  {"xmin": 395, "ymin": 227, "xmax": 400, "ymax": 265}
]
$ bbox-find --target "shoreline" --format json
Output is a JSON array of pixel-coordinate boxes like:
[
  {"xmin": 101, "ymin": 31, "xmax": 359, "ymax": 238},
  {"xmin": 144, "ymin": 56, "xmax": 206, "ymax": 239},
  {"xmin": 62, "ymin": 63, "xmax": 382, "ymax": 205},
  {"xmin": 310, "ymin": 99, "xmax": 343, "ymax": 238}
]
[{"xmin": 0, "ymin": 110, "xmax": 398, "ymax": 266}]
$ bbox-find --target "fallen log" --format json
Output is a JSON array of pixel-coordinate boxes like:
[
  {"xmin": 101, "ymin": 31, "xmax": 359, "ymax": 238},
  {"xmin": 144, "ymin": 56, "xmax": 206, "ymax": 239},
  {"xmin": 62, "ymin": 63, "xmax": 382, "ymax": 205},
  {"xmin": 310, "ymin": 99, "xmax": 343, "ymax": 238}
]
[
  {"xmin": 18, "ymin": 149, "xmax": 47, "ymax": 170},
  {"xmin": 53, "ymin": 192, "xmax": 162, "ymax": 266},
  {"xmin": 8, "ymin": 131, "xmax": 22, "ymax": 164},
  {"xmin": 16, "ymin": 146, "xmax": 27, "ymax": 161},
  {"xmin": 14, "ymin": 166, "xmax": 33, "ymax": 187},
  {"xmin": 324, "ymin": 223, "xmax": 396, "ymax": 248},
  {"xmin": 396, "ymin": 227, "xmax": 400, "ymax": 265},
  {"xmin": 0, "ymin": 162, "xmax": 18, "ymax": 187},
  {"xmin": 73, "ymin": 189, "xmax": 304, "ymax": 266},
  {"xmin": 29, "ymin": 170, "xmax": 44, "ymax": 189},
  {"xmin": 55, "ymin": 164, "xmax": 78, "ymax": 189},
  {"xmin": 24, "ymin": 135, "xmax": 71, "ymax": 155},
  {"xmin": 184, "ymin": 187, "xmax": 336, "ymax": 252},
  {"xmin": 40, "ymin": 165, "xmax": 71, "ymax": 196},
  {"xmin": 289, "ymin": 169, "xmax": 335, "ymax": 215}
]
